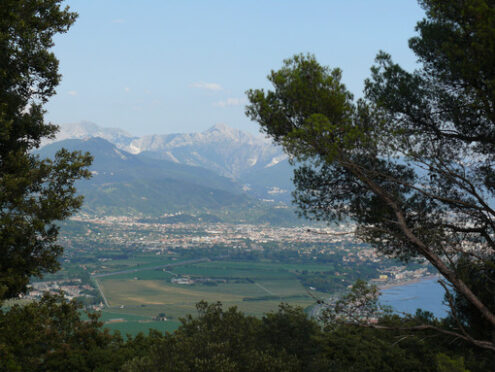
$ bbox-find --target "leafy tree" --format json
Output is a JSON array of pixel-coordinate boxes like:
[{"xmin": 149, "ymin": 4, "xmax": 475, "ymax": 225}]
[
  {"xmin": 319, "ymin": 280, "xmax": 389, "ymax": 327},
  {"xmin": 436, "ymin": 353, "xmax": 470, "ymax": 372},
  {"xmin": 122, "ymin": 301, "xmax": 442, "ymax": 372},
  {"xmin": 246, "ymin": 0, "xmax": 495, "ymax": 351},
  {"xmin": 0, "ymin": 294, "xmax": 124, "ymax": 371},
  {"xmin": 445, "ymin": 257, "xmax": 495, "ymax": 342},
  {"xmin": 318, "ymin": 322, "xmax": 439, "ymax": 372},
  {"xmin": 0, "ymin": 0, "xmax": 92, "ymax": 299},
  {"xmin": 260, "ymin": 303, "xmax": 321, "ymax": 368},
  {"xmin": 122, "ymin": 301, "xmax": 301, "ymax": 372}
]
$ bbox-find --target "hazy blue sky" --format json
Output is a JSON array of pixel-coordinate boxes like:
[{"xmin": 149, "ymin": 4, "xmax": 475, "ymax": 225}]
[{"xmin": 46, "ymin": 0, "xmax": 424, "ymax": 136}]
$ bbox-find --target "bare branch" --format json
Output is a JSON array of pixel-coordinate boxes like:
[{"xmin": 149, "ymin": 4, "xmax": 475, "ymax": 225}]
[
  {"xmin": 362, "ymin": 323, "xmax": 495, "ymax": 352},
  {"xmin": 438, "ymin": 279, "xmax": 471, "ymax": 342}
]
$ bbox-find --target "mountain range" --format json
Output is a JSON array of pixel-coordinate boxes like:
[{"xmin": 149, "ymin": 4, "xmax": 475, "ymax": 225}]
[
  {"xmin": 38, "ymin": 122, "xmax": 300, "ymax": 224},
  {"xmin": 43, "ymin": 122, "xmax": 294, "ymax": 200}
]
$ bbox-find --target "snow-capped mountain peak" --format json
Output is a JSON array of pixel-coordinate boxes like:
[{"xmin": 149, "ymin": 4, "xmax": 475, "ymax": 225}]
[
  {"xmin": 45, "ymin": 121, "xmax": 287, "ymax": 179},
  {"xmin": 42, "ymin": 121, "xmax": 294, "ymax": 201}
]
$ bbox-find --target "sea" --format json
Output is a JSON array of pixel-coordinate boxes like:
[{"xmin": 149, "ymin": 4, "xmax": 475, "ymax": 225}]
[{"xmin": 379, "ymin": 277, "xmax": 448, "ymax": 318}]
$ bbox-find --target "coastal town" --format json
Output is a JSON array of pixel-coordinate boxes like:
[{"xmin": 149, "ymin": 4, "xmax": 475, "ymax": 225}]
[{"xmin": 24, "ymin": 215, "xmax": 435, "ymax": 308}]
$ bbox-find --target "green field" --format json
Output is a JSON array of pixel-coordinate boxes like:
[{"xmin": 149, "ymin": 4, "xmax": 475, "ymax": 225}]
[
  {"xmin": 96, "ymin": 310, "xmax": 181, "ymax": 337},
  {"xmin": 80, "ymin": 310, "xmax": 181, "ymax": 337},
  {"xmin": 97, "ymin": 260, "xmax": 328, "ymax": 324},
  {"xmin": 94, "ymin": 256, "xmax": 178, "ymax": 275}
]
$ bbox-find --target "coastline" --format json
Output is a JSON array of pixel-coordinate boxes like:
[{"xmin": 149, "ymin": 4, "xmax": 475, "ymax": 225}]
[{"xmin": 377, "ymin": 274, "xmax": 441, "ymax": 291}]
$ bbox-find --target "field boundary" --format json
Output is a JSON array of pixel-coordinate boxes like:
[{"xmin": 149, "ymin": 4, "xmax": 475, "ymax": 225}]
[
  {"xmin": 254, "ymin": 282, "xmax": 276, "ymax": 296},
  {"xmin": 92, "ymin": 257, "xmax": 213, "ymax": 278},
  {"xmin": 93, "ymin": 278, "xmax": 110, "ymax": 307}
]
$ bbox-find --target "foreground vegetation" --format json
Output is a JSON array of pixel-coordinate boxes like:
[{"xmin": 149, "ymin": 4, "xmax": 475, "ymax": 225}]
[
  {"xmin": 0, "ymin": 297, "xmax": 491, "ymax": 371},
  {"xmin": 1, "ymin": 294, "xmax": 491, "ymax": 371}
]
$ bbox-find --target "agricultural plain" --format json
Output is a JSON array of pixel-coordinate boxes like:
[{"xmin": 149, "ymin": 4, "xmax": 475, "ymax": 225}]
[{"xmin": 97, "ymin": 260, "xmax": 329, "ymax": 331}]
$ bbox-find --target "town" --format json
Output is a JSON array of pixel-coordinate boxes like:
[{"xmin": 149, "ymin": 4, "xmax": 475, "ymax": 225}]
[{"xmin": 25, "ymin": 214, "xmax": 435, "ymax": 309}]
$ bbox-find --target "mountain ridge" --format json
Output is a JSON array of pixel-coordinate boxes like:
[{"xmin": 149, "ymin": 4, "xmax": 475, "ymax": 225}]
[
  {"xmin": 37, "ymin": 137, "xmax": 255, "ymax": 217},
  {"xmin": 43, "ymin": 121, "xmax": 294, "ymax": 201}
]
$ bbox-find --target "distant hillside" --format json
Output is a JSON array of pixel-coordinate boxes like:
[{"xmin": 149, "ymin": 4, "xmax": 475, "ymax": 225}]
[
  {"xmin": 37, "ymin": 138, "xmax": 252, "ymax": 216},
  {"xmin": 37, "ymin": 137, "xmax": 303, "ymax": 225}
]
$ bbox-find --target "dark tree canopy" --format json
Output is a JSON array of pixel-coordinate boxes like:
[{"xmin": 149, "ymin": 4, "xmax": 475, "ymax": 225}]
[
  {"xmin": 5, "ymin": 299, "xmax": 479, "ymax": 372},
  {"xmin": 0, "ymin": 0, "xmax": 92, "ymax": 300},
  {"xmin": 121, "ymin": 302, "xmax": 443, "ymax": 372},
  {"xmin": 247, "ymin": 0, "xmax": 495, "ymax": 351}
]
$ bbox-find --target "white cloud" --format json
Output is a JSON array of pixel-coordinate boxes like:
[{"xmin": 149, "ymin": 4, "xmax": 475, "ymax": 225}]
[
  {"xmin": 213, "ymin": 97, "xmax": 246, "ymax": 107},
  {"xmin": 112, "ymin": 19, "xmax": 125, "ymax": 24},
  {"xmin": 124, "ymin": 87, "xmax": 131, "ymax": 93},
  {"xmin": 67, "ymin": 90, "xmax": 78, "ymax": 96},
  {"xmin": 191, "ymin": 81, "xmax": 223, "ymax": 91}
]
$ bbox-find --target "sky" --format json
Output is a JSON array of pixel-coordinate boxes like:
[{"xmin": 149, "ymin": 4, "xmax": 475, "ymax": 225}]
[{"xmin": 45, "ymin": 0, "xmax": 425, "ymax": 136}]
